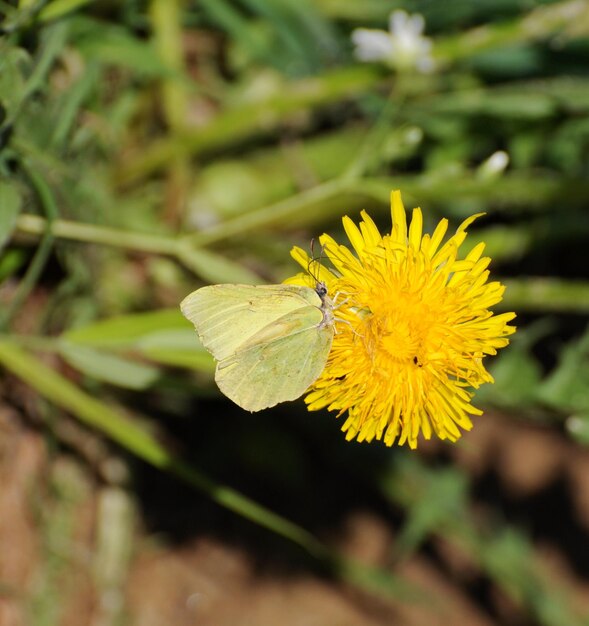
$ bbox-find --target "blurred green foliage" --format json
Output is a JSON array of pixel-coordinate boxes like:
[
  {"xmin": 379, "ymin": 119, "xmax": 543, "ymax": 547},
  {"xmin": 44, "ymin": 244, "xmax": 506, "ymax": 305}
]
[{"xmin": 1, "ymin": 0, "xmax": 589, "ymax": 624}]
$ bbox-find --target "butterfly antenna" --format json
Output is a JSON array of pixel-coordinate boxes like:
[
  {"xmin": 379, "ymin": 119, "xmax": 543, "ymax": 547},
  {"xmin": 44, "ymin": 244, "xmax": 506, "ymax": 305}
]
[{"xmin": 307, "ymin": 237, "xmax": 322, "ymax": 284}]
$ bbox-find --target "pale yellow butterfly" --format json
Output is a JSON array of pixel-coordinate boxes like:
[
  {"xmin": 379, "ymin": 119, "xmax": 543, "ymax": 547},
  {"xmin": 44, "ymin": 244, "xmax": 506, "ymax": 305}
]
[{"xmin": 180, "ymin": 282, "xmax": 334, "ymax": 411}]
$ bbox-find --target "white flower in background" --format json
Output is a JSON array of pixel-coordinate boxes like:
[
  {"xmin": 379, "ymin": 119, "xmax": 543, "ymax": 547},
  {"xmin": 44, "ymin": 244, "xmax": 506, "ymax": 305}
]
[
  {"xmin": 477, "ymin": 150, "xmax": 510, "ymax": 180},
  {"xmin": 352, "ymin": 10, "xmax": 435, "ymax": 73}
]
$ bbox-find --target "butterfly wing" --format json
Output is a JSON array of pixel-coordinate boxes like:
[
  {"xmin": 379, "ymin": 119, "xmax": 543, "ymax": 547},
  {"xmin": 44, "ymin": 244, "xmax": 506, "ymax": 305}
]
[
  {"xmin": 180, "ymin": 284, "xmax": 321, "ymax": 361},
  {"xmin": 215, "ymin": 306, "xmax": 334, "ymax": 411}
]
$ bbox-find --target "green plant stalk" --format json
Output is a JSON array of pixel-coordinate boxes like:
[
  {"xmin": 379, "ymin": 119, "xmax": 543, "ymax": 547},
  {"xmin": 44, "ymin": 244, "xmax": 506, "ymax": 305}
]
[
  {"xmin": 149, "ymin": 0, "xmax": 193, "ymax": 228},
  {"xmin": 191, "ymin": 124, "xmax": 368, "ymax": 217},
  {"xmin": 500, "ymin": 278, "xmax": 589, "ymax": 313},
  {"xmin": 0, "ymin": 341, "xmax": 414, "ymax": 600},
  {"xmin": 16, "ymin": 169, "xmax": 589, "ymax": 254},
  {"xmin": 184, "ymin": 170, "xmax": 589, "ymax": 247},
  {"xmin": 149, "ymin": 0, "xmax": 188, "ymax": 131},
  {"xmin": 13, "ymin": 181, "xmax": 368, "ymax": 252},
  {"xmin": 184, "ymin": 178, "xmax": 385, "ymax": 247},
  {"xmin": 13, "ymin": 214, "xmax": 261, "ymax": 283},
  {"xmin": 15, "ymin": 214, "xmax": 179, "ymax": 256}
]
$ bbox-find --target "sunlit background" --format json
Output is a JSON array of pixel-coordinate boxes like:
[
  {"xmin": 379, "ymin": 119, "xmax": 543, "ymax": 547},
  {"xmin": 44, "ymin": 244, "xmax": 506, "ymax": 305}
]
[{"xmin": 1, "ymin": 1, "xmax": 589, "ymax": 625}]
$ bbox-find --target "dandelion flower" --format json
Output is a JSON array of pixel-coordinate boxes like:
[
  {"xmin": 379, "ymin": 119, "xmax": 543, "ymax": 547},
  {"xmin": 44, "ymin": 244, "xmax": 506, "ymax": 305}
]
[
  {"xmin": 352, "ymin": 10, "xmax": 435, "ymax": 73},
  {"xmin": 287, "ymin": 190, "xmax": 516, "ymax": 449}
]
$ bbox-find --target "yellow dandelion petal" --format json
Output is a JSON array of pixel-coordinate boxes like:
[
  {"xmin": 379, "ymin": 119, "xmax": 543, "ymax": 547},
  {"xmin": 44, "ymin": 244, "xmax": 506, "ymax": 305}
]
[
  {"xmin": 342, "ymin": 216, "xmax": 365, "ymax": 256},
  {"xmin": 466, "ymin": 241, "xmax": 487, "ymax": 262},
  {"xmin": 458, "ymin": 212, "xmax": 486, "ymax": 233},
  {"xmin": 318, "ymin": 235, "xmax": 361, "ymax": 277},
  {"xmin": 423, "ymin": 218, "xmax": 448, "ymax": 258},
  {"xmin": 286, "ymin": 244, "xmax": 338, "ymax": 287},
  {"xmin": 359, "ymin": 210, "xmax": 383, "ymax": 248},
  {"xmin": 408, "ymin": 208, "xmax": 423, "ymax": 251},
  {"xmin": 390, "ymin": 190, "xmax": 408, "ymax": 244},
  {"xmin": 290, "ymin": 245, "xmax": 310, "ymax": 268},
  {"xmin": 288, "ymin": 190, "xmax": 516, "ymax": 448}
]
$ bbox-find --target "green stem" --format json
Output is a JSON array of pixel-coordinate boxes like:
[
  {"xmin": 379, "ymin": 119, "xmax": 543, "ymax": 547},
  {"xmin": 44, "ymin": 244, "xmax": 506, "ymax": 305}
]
[
  {"xmin": 183, "ymin": 178, "xmax": 379, "ymax": 247},
  {"xmin": 14, "ymin": 214, "xmax": 261, "ymax": 283},
  {"xmin": 15, "ymin": 214, "xmax": 179, "ymax": 256},
  {"xmin": 184, "ymin": 180, "xmax": 339, "ymax": 246},
  {"xmin": 14, "ymin": 213, "xmax": 262, "ymax": 284},
  {"xmin": 149, "ymin": 0, "xmax": 189, "ymax": 131},
  {"xmin": 500, "ymin": 278, "xmax": 589, "ymax": 313}
]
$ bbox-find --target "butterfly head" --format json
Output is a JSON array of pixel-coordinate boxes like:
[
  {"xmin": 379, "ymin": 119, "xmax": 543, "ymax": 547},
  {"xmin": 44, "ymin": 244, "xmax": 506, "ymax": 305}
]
[{"xmin": 315, "ymin": 281, "xmax": 328, "ymax": 299}]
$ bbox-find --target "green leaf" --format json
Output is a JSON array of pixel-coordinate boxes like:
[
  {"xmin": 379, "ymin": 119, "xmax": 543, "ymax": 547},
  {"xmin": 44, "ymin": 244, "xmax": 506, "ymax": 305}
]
[
  {"xmin": 136, "ymin": 329, "xmax": 214, "ymax": 370},
  {"xmin": 0, "ymin": 47, "xmax": 30, "ymax": 119},
  {"xmin": 424, "ymin": 89, "xmax": 555, "ymax": 120},
  {"xmin": 59, "ymin": 342, "xmax": 161, "ymax": 390},
  {"xmin": 537, "ymin": 326, "xmax": 589, "ymax": 413},
  {"xmin": 481, "ymin": 343, "xmax": 543, "ymax": 408},
  {"xmin": 38, "ymin": 0, "xmax": 93, "ymax": 22},
  {"xmin": 64, "ymin": 309, "xmax": 188, "ymax": 348},
  {"xmin": 0, "ymin": 249, "xmax": 27, "ymax": 282},
  {"xmin": 481, "ymin": 529, "xmax": 536, "ymax": 598},
  {"xmin": 501, "ymin": 278, "xmax": 589, "ymax": 313},
  {"xmin": 395, "ymin": 467, "xmax": 468, "ymax": 558},
  {"xmin": 72, "ymin": 18, "xmax": 172, "ymax": 77},
  {"xmin": 63, "ymin": 309, "xmax": 214, "ymax": 371},
  {"xmin": 0, "ymin": 181, "xmax": 23, "ymax": 252}
]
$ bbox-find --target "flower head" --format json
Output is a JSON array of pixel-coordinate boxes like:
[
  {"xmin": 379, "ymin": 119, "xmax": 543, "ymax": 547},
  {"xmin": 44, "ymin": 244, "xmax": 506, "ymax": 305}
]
[
  {"xmin": 287, "ymin": 191, "xmax": 516, "ymax": 449},
  {"xmin": 352, "ymin": 10, "xmax": 435, "ymax": 73}
]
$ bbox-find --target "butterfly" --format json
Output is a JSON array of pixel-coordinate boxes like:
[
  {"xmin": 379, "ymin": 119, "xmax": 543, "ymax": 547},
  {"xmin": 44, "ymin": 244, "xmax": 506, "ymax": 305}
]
[{"xmin": 180, "ymin": 282, "xmax": 334, "ymax": 411}]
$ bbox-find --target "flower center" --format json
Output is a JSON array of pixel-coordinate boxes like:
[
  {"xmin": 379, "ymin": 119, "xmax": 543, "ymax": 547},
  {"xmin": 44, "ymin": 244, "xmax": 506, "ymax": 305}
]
[
  {"xmin": 365, "ymin": 291, "xmax": 436, "ymax": 365},
  {"xmin": 380, "ymin": 314, "xmax": 419, "ymax": 362}
]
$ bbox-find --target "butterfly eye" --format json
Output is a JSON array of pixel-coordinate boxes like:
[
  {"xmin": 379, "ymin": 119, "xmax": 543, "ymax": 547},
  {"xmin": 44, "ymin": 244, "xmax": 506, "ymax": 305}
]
[{"xmin": 316, "ymin": 283, "xmax": 327, "ymax": 297}]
